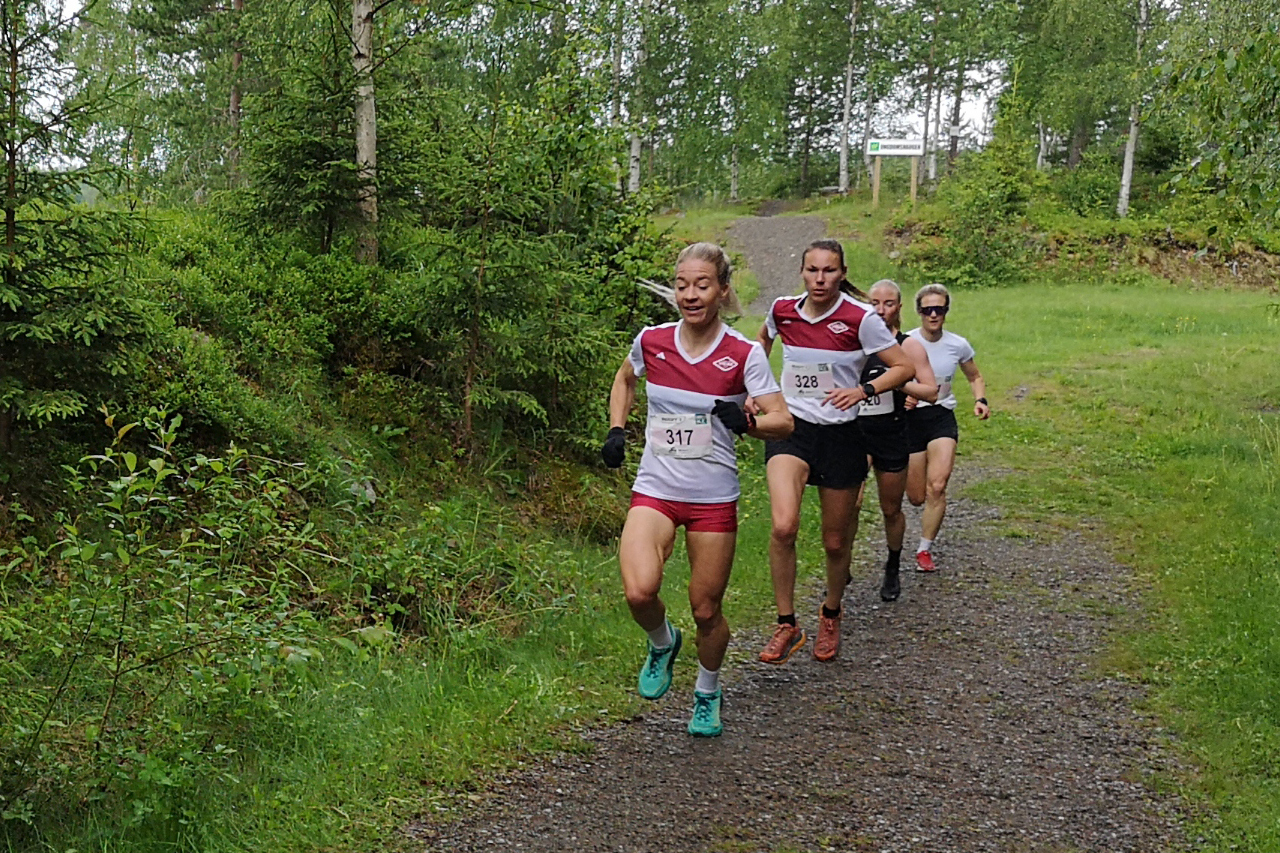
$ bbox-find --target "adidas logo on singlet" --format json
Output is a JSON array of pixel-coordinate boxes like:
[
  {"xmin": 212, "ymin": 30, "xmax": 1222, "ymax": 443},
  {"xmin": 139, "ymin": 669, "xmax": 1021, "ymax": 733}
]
[{"xmin": 713, "ymin": 356, "xmax": 738, "ymax": 371}]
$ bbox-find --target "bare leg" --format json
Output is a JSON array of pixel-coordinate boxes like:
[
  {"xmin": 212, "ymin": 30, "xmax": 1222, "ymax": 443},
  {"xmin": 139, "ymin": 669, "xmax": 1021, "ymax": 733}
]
[
  {"xmin": 875, "ymin": 467, "xmax": 908, "ymax": 551},
  {"xmin": 765, "ymin": 454, "xmax": 809, "ymax": 616},
  {"xmin": 685, "ymin": 530, "xmax": 737, "ymax": 671},
  {"xmin": 818, "ymin": 486, "xmax": 858, "ymax": 612},
  {"xmin": 921, "ymin": 438, "xmax": 958, "ymax": 542},
  {"xmin": 906, "ymin": 449, "xmax": 928, "ymax": 508},
  {"xmin": 618, "ymin": 506, "xmax": 677, "ymax": 633}
]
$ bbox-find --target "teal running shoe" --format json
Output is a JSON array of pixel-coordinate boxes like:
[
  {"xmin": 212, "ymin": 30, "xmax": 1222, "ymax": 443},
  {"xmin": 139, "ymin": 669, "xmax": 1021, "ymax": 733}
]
[
  {"xmin": 637, "ymin": 624, "xmax": 682, "ymax": 700},
  {"xmin": 687, "ymin": 689, "xmax": 723, "ymax": 737}
]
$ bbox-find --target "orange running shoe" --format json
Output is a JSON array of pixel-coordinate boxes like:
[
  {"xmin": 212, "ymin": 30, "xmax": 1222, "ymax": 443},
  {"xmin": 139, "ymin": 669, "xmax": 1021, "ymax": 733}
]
[
  {"xmin": 759, "ymin": 622, "xmax": 806, "ymax": 663},
  {"xmin": 813, "ymin": 610, "xmax": 841, "ymax": 661},
  {"xmin": 915, "ymin": 550, "xmax": 937, "ymax": 573}
]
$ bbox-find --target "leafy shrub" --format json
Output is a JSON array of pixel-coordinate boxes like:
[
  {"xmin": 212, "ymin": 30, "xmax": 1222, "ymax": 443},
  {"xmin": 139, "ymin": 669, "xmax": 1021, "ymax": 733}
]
[{"xmin": 0, "ymin": 412, "xmax": 333, "ymax": 835}]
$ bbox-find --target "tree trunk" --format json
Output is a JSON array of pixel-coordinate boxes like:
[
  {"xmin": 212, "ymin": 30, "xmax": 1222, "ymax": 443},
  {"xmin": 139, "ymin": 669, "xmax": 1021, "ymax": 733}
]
[
  {"xmin": 800, "ymin": 80, "xmax": 815, "ymax": 193},
  {"xmin": 730, "ymin": 143, "xmax": 740, "ymax": 202},
  {"xmin": 610, "ymin": 0, "xmax": 624, "ymax": 191},
  {"xmin": 1036, "ymin": 122, "xmax": 1050, "ymax": 171},
  {"xmin": 352, "ymin": 0, "xmax": 378, "ymax": 264},
  {"xmin": 929, "ymin": 69, "xmax": 942, "ymax": 180},
  {"xmin": 229, "ymin": 0, "xmax": 243, "ymax": 179},
  {"xmin": 4, "ymin": 15, "xmax": 16, "ymax": 293},
  {"xmin": 1067, "ymin": 118, "xmax": 1090, "ymax": 168},
  {"xmin": 947, "ymin": 59, "xmax": 965, "ymax": 168},
  {"xmin": 838, "ymin": 0, "xmax": 864, "ymax": 195},
  {"xmin": 919, "ymin": 1, "xmax": 939, "ymax": 186},
  {"xmin": 3, "ymin": 12, "xmax": 18, "ymax": 445},
  {"xmin": 860, "ymin": 78, "xmax": 874, "ymax": 189},
  {"xmin": 1116, "ymin": 0, "xmax": 1149, "ymax": 218},
  {"xmin": 628, "ymin": 0, "xmax": 650, "ymax": 195}
]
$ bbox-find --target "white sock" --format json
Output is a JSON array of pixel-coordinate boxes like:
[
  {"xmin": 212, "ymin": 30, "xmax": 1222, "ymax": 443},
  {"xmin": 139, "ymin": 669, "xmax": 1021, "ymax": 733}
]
[
  {"xmin": 917, "ymin": 538, "xmax": 933, "ymax": 554},
  {"xmin": 695, "ymin": 664, "xmax": 720, "ymax": 694},
  {"xmin": 647, "ymin": 619, "xmax": 673, "ymax": 649}
]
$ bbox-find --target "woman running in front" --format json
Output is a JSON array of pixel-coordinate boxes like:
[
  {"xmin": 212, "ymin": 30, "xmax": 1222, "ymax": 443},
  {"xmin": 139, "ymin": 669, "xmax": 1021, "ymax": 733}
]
[
  {"xmin": 905, "ymin": 283, "xmax": 990, "ymax": 573},
  {"xmin": 852, "ymin": 280, "xmax": 937, "ymax": 602},
  {"xmin": 757, "ymin": 239, "xmax": 913, "ymax": 664},
  {"xmin": 601, "ymin": 242, "xmax": 793, "ymax": 737}
]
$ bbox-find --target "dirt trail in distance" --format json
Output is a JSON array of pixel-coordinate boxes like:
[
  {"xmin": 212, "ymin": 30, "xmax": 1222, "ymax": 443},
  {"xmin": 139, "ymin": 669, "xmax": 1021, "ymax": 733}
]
[
  {"xmin": 725, "ymin": 214, "xmax": 827, "ymax": 315},
  {"xmin": 409, "ymin": 217, "xmax": 1192, "ymax": 853}
]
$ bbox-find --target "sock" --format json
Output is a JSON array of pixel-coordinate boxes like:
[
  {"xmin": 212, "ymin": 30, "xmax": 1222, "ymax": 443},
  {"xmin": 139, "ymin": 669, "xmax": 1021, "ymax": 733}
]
[
  {"xmin": 886, "ymin": 548, "xmax": 901, "ymax": 571},
  {"xmin": 777, "ymin": 613, "xmax": 797, "ymax": 627},
  {"xmin": 695, "ymin": 664, "xmax": 720, "ymax": 694},
  {"xmin": 917, "ymin": 537, "xmax": 933, "ymax": 554},
  {"xmin": 821, "ymin": 604, "xmax": 841, "ymax": 619},
  {"xmin": 647, "ymin": 619, "xmax": 673, "ymax": 649}
]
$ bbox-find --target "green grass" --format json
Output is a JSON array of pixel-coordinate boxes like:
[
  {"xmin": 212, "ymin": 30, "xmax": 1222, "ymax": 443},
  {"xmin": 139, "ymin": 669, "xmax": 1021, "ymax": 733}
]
[
  {"xmin": 948, "ymin": 280, "xmax": 1280, "ymax": 849},
  {"xmin": 654, "ymin": 202, "xmax": 757, "ymax": 244}
]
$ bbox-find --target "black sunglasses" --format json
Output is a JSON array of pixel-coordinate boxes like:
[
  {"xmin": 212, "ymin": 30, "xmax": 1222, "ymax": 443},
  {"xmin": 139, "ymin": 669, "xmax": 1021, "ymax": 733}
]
[{"xmin": 919, "ymin": 305, "xmax": 949, "ymax": 317}]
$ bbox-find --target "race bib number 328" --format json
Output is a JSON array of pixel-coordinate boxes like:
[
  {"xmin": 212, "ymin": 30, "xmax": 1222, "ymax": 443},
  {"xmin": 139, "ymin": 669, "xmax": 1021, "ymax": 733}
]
[
  {"xmin": 782, "ymin": 361, "xmax": 834, "ymax": 399},
  {"xmin": 647, "ymin": 413, "xmax": 713, "ymax": 459}
]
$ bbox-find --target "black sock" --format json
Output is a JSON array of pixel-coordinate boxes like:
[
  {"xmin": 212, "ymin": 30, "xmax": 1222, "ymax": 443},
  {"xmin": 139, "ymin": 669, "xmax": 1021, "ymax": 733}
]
[
  {"xmin": 777, "ymin": 613, "xmax": 797, "ymax": 627},
  {"xmin": 821, "ymin": 604, "xmax": 841, "ymax": 619},
  {"xmin": 886, "ymin": 548, "xmax": 901, "ymax": 571}
]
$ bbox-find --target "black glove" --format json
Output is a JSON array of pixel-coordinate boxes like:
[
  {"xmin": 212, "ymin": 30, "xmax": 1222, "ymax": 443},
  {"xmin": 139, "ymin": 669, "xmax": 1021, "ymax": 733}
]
[
  {"xmin": 601, "ymin": 427, "xmax": 626, "ymax": 468},
  {"xmin": 712, "ymin": 399, "xmax": 752, "ymax": 436}
]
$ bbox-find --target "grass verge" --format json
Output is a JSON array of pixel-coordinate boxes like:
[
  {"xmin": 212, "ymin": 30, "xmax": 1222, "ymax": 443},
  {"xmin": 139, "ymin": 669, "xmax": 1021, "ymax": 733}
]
[{"xmin": 948, "ymin": 278, "xmax": 1280, "ymax": 850}]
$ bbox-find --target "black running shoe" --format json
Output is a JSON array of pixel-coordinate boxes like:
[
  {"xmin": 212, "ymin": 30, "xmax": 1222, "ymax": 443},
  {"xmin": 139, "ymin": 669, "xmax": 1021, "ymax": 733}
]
[{"xmin": 880, "ymin": 565, "xmax": 901, "ymax": 602}]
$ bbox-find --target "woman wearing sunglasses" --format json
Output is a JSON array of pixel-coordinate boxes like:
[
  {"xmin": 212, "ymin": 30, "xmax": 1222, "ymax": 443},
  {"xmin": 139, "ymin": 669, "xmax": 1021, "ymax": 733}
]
[{"xmin": 905, "ymin": 283, "xmax": 989, "ymax": 573}]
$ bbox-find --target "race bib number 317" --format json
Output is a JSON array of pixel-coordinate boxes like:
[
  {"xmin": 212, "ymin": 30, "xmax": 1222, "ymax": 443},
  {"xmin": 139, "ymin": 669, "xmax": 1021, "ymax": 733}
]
[{"xmin": 647, "ymin": 413, "xmax": 714, "ymax": 459}]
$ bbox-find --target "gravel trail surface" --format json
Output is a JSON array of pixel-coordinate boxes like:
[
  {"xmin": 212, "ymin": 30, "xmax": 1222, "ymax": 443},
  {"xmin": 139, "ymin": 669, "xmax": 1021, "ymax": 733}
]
[
  {"xmin": 725, "ymin": 214, "xmax": 827, "ymax": 315},
  {"xmin": 410, "ymin": 218, "xmax": 1191, "ymax": 853}
]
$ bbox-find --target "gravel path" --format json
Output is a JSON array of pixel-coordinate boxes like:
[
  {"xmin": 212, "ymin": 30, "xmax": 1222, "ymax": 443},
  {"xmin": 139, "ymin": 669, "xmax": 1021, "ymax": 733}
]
[
  {"xmin": 409, "ymin": 218, "xmax": 1192, "ymax": 853},
  {"xmin": 725, "ymin": 214, "xmax": 828, "ymax": 315}
]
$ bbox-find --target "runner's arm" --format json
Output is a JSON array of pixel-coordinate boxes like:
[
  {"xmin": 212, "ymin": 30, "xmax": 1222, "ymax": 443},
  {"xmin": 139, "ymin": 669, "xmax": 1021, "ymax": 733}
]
[
  {"xmin": 901, "ymin": 337, "xmax": 938, "ymax": 403},
  {"xmin": 747, "ymin": 391, "xmax": 793, "ymax": 440},
  {"xmin": 608, "ymin": 359, "xmax": 638, "ymax": 429},
  {"xmin": 823, "ymin": 343, "xmax": 915, "ymax": 410},
  {"xmin": 960, "ymin": 358, "xmax": 989, "ymax": 419},
  {"xmin": 756, "ymin": 322, "xmax": 774, "ymax": 357}
]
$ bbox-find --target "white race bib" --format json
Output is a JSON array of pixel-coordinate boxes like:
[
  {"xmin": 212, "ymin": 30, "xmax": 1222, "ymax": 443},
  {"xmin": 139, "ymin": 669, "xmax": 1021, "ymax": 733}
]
[
  {"xmin": 858, "ymin": 389, "xmax": 894, "ymax": 416},
  {"xmin": 782, "ymin": 361, "xmax": 834, "ymax": 399},
  {"xmin": 937, "ymin": 377, "xmax": 953, "ymax": 402},
  {"xmin": 647, "ymin": 413, "xmax": 714, "ymax": 459}
]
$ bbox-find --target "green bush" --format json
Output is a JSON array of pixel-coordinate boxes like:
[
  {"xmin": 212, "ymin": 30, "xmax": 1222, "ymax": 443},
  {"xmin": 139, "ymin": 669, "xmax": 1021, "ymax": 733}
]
[{"xmin": 0, "ymin": 412, "xmax": 334, "ymax": 836}]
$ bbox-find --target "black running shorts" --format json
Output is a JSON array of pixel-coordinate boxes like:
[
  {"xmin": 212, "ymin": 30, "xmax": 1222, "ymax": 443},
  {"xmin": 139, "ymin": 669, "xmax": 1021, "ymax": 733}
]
[
  {"xmin": 906, "ymin": 405, "xmax": 959, "ymax": 455},
  {"xmin": 858, "ymin": 415, "xmax": 909, "ymax": 473},
  {"xmin": 765, "ymin": 417, "xmax": 868, "ymax": 489}
]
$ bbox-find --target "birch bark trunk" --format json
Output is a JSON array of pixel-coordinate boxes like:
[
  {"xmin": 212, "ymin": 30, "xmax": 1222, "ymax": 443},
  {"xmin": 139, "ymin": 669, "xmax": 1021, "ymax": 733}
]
[
  {"xmin": 1116, "ymin": 0, "xmax": 1149, "ymax": 218},
  {"xmin": 838, "ymin": 0, "xmax": 864, "ymax": 195},
  {"xmin": 628, "ymin": 0, "xmax": 650, "ymax": 194},
  {"xmin": 353, "ymin": 0, "xmax": 378, "ymax": 264}
]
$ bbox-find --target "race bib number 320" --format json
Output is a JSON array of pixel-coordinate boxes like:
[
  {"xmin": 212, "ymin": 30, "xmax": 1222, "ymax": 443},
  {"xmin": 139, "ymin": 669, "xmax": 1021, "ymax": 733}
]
[
  {"xmin": 647, "ymin": 413, "xmax": 713, "ymax": 459},
  {"xmin": 782, "ymin": 361, "xmax": 834, "ymax": 399}
]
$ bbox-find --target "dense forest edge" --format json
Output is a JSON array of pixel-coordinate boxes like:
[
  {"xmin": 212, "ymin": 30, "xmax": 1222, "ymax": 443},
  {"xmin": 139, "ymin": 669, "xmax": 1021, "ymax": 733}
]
[{"xmin": 2, "ymin": 0, "xmax": 1280, "ymax": 850}]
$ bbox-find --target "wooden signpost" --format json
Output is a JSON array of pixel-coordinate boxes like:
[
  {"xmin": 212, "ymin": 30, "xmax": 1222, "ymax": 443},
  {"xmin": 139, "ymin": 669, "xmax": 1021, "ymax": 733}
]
[{"xmin": 865, "ymin": 138, "xmax": 925, "ymax": 209}]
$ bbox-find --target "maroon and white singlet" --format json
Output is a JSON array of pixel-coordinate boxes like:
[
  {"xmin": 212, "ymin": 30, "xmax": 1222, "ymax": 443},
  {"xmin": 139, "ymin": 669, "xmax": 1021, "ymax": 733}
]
[
  {"xmin": 763, "ymin": 293, "xmax": 897, "ymax": 424},
  {"xmin": 629, "ymin": 321, "xmax": 780, "ymax": 504}
]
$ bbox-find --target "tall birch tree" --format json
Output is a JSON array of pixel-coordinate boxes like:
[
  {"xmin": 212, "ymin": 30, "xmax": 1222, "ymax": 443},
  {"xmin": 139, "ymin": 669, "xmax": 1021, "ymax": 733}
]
[
  {"xmin": 353, "ymin": 0, "xmax": 377, "ymax": 263},
  {"xmin": 1115, "ymin": 0, "xmax": 1148, "ymax": 218}
]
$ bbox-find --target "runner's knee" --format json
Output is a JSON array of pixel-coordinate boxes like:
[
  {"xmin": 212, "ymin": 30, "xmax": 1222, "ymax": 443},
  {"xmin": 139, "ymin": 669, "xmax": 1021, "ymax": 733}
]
[{"xmin": 770, "ymin": 518, "xmax": 800, "ymax": 546}]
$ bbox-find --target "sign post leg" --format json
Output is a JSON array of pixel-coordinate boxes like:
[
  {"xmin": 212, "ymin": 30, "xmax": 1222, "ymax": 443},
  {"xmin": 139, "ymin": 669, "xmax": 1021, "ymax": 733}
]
[
  {"xmin": 910, "ymin": 156, "xmax": 918, "ymax": 206},
  {"xmin": 872, "ymin": 156, "xmax": 882, "ymax": 210}
]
